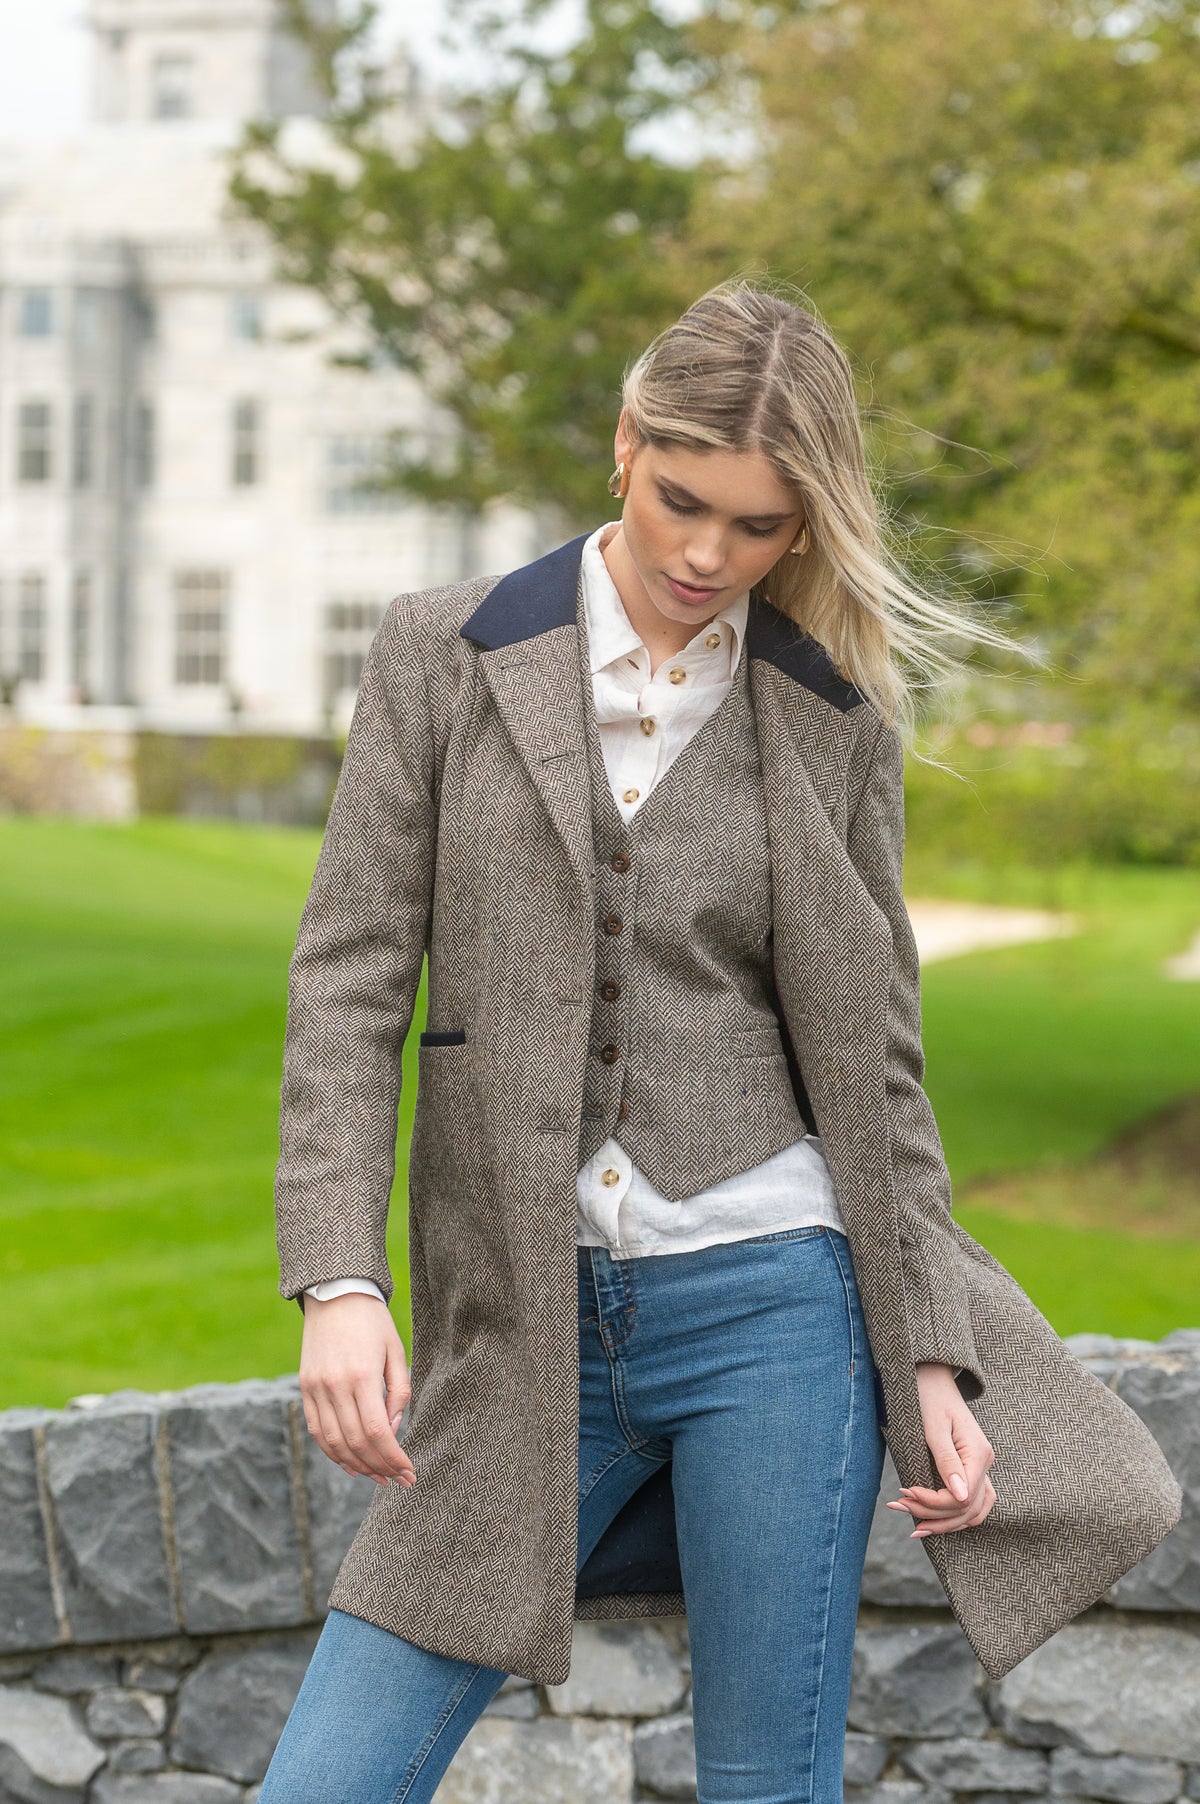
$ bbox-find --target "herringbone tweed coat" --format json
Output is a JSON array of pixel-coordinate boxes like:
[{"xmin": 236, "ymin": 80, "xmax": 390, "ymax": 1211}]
[{"xmin": 275, "ymin": 530, "xmax": 1182, "ymax": 1687}]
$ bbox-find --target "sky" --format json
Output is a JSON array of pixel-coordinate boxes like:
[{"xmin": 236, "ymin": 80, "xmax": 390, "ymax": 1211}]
[{"xmin": 0, "ymin": 0, "xmax": 469, "ymax": 139}]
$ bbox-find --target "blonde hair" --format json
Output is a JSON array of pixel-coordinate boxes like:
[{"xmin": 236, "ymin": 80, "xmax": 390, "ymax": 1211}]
[{"xmin": 620, "ymin": 274, "xmax": 1044, "ymax": 750}]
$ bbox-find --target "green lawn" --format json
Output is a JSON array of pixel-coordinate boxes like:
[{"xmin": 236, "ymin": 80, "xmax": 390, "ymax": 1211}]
[{"xmin": 2, "ymin": 817, "xmax": 1198, "ymax": 1410}]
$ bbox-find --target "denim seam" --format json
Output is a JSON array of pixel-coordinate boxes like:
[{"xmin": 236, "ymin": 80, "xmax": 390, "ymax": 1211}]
[{"xmin": 389, "ymin": 1661, "xmax": 490, "ymax": 1804}]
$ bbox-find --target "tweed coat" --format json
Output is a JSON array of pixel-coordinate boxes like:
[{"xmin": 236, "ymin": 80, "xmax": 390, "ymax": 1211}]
[{"xmin": 274, "ymin": 530, "xmax": 1182, "ymax": 1687}]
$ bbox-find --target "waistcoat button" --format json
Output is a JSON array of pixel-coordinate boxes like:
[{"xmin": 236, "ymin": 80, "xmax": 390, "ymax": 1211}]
[
  {"xmin": 603, "ymin": 914, "xmax": 623, "ymax": 935},
  {"xmin": 600, "ymin": 981, "xmax": 621, "ymax": 1000},
  {"xmin": 610, "ymin": 852, "xmax": 630, "ymax": 872},
  {"xmin": 600, "ymin": 1044, "xmax": 620, "ymax": 1064}
]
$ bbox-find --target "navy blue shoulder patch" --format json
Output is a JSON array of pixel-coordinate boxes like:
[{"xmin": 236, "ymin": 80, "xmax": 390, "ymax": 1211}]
[{"xmin": 746, "ymin": 587, "xmax": 866, "ymax": 712}]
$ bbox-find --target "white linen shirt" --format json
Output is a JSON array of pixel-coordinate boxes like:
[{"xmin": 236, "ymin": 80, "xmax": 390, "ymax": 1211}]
[{"xmin": 309, "ymin": 522, "xmax": 846, "ymax": 1303}]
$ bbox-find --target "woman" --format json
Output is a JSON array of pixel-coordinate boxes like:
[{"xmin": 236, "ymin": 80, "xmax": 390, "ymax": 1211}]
[{"xmin": 262, "ymin": 279, "xmax": 1181, "ymax": 1803}]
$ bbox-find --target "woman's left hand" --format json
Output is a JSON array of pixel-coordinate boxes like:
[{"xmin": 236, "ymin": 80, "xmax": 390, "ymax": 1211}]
[{"xmin": 886, "ymin": 1361, "xmax": 997, "ymax": 1538}]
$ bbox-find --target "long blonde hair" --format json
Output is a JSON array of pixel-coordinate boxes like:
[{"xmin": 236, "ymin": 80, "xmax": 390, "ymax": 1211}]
[{"xmin": 620, "ymin": 275, "xmax": 1043, "ymax": 750}]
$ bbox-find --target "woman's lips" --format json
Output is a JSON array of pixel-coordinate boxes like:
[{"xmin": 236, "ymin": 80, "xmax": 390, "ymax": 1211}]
[{"xmin": 665, "ymin": 574, "xmax": 721, "ymax": 603}]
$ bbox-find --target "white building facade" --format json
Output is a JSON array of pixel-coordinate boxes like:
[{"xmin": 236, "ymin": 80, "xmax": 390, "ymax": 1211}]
[{"xmin": 0, "ymin": 0, "xmax": 545, "ymax": 736}]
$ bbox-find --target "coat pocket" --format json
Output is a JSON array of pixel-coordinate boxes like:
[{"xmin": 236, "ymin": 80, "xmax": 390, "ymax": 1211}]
[{"xmin": 419, "ymin": 1028, "xmax": 467, "ymax": 1046}]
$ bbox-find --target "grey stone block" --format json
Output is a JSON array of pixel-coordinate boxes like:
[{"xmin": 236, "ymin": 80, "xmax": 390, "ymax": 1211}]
[
  {"xmin": 896, "ymin": 1735, "xmax": 1048, "ymax": 1791},
  {"xmin": 632, "ymin": 1710, "xmax": 695, "ymax": 1798},
  {"xmin": 860, "ymin": 1454, "xmax": 950, "ymax": 1607},
  {"xmin": 119, "ymin": 1647, "xmax": 195, "ymax": 1695},
  {"xmin": 42, "ymin": 1407, "xmax": 175, "ymax": 1643},
  {"xmin": 163, "ymin": 1382, "xmax": 306, "ymax": 1634},
  {"xmin": 848, "ymin": 1625, "xmax": 988, "ymax": 1739},
  {"xmin": 544, "ymin": 1622, "xmax": 686, "ymax": 1719},
  {"xmin": 90, "ymin": 1775, "xmax": 244, "ymax": 1803},
  {"xmin": 169, "ymin": 1634, "xmax": 319, "ymax": 1783},
  {"xmin": 436, "ymin": 1715, "xmax": 635, "ymax": 1803},
  {"xmin": 484, "ymin": 1687, "xmax": 541, "ymax": 1720},
  {"xmin": 108, "ymin": 1741, "xmax": 167, "ymax": 1775},
  {"xmin": 1048, "ymin": 1747, "xmax": 1184, "ymax": 1802},
  {"xmin": 1187, "ymin": 1765, "xmax": 1200, "ymax": 1801},
  {"xmin": 989, "ymin": 1621, "xmax": 1200, "ymax": 1760},
  {"xmin": 0, "ymin": 1684, "xmax": 105, "ymax": 1795},
  {"xmin": 844, "ymin": 1783, "xmax": 953, "ymax": 1804},
  {"xmin": 1107, "ymin": 1357, "xmax": 1199, "ymax": 1612},
  {"xmin": 84, "ymin": 1690, "xmax": 168, "ymax": 1740},
  {"xmin": 299, "ymin": 1430, "xmax": 374, "ymax": 1607},
  {"xmin": 32, "ymin": 1652, "xmax": 121, "ymax": 1695},
  {"xmin": 843, "ymin": 1731, "xmax": 890, "ymax": 1786},
  {"xmin": 0, "ymin": 1413, "xmax": 59, "ymax": 1654}
]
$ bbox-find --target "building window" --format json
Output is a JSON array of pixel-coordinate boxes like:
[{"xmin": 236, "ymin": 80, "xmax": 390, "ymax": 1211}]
[
  {"xmin": 174, "ymin": 570, "xmax": 228, "ymax": 685},
  {"xmin": 324, "ymin": 436, "xmax": 407, "ymax": 513},
  {"xmin": 232, "ymin": 294, "xmax": 262, "ymax": 341},
  {"xmin": 131, "ymin": 293, "xmax": 157, "ymax": 345},
  {"xmin": 152, "ymin": 52, "xmax": 194, "ymax": 119},
  {"xmin": 133, "ymin": 399, "xmax": 155, "ymax": 488},
  {"xmin": 18, "ymin": 574, "xmax": 47, "ymax": 680},
  {"xmin": 71, "ymin": 571, "xmax": 91, "ymax": 691},
  {"xmin": 231, "ymin": 398, "xmax": 260, "ymax": 487},
  {"xmin": 17, "ymin": 402, "xmax": 53, "ymax": 482},
  {"xmin": 17, "ymin": 289, "xmax": 54, "ymax": 336},
  {"xmin": 323, "ymin": 599, "xmax": 386, "ymax": 701},
  {"xmin": 74, "ymin": 289, "xmax": 105, "ymax": 349},
  {"xmin": 73, "ymin": 396, "xmax": 95, "ymax": 488}
]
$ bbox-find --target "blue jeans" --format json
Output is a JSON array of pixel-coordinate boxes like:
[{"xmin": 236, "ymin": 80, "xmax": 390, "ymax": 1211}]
[{"xmin": 258, "ymin": 1225, "xmax": 886, "ymax": 1803}]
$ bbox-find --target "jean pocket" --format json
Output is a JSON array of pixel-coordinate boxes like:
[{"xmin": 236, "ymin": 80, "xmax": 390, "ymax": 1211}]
[{"xmin": 738, "ymin": 1224, "xmax": 826, "ymax": 1245}]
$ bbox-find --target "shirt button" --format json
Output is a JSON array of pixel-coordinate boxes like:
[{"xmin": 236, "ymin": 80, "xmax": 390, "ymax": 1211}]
[
  {"xmin": 600, "ymin": 1044, "xmax": 620, "ymax": 1064},
  {"xmin": 601, "ymin": 1167, "xmax": 621, "ymax": 1186},
  {"xmin": 669, "ymin": 667, "xmax": 686, "ymax": 684},
  {"xmin": 640, "ymin": 717, "xmax": 656, "ymax": 735},
  {"xmin": 603, "ymin": 913, "xmax": 623, "ymax": 935},
  {"xmin": 705, "ymin": 631, "xmax": 721, "ymax": 648},
  {"xmin": 610, "ymin": 851, "xmax": 630, "ymax": 872},
  {"xmin": 622, "ymin": 786, "xmax": 639, "ymax": 803}
]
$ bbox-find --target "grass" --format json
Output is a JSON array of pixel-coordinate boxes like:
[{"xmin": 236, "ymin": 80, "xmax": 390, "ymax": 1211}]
[{"xmin": 2, "ymin": 817, "xmax": 1198, "ymax": 1410}]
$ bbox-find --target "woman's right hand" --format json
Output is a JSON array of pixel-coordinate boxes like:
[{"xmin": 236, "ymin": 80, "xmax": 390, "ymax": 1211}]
[{"xmin": 298, "ymin": 1293, "xmax": 417, "ymax": 1488}]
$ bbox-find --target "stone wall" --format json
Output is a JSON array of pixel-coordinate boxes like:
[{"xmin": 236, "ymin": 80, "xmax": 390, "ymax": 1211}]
[{"xmin": 2, "ymin": 1331, "xmax": 1197, "ymax": 1803}]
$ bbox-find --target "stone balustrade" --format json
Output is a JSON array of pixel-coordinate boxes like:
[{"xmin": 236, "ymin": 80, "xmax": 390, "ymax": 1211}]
[{"xmin": 1, "ymin": 1330, "xmax": 1197, "ymax": 1803}]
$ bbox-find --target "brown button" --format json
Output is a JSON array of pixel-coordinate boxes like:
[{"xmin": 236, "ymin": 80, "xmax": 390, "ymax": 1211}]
[
  {"xmin": 610, "ymin": 851, "xmax": 630, "ymax": 873},
  {"xmin": 603, "ymin": 914, "xmax": 623, "ymax": 935},
  {"xmin": 600, "ymin": 1044, "xmax": 620, "ymax": 1064},
  {"xmin": 640, "ymin": 716, "xmax": 656, "ymax": 735},
  {"xmin": 622, "ymin": 786, "xmax": 639, "ymax": 803},
  {"xmin": 705, "ymin": 631, "xmax": 721, "ymax": 648},
  {"xmin": 601, "ymin": 1167, "xmax": 621, "ymax": 1187},
  {"xmin": 600, "ymin": 980, "xmax": 621, "ymax": 1001},
  {"xmin": 617, "ymin": 1096, "xmax": 629, "ymax": 1121},
  {"xmin": 669, "ymin": 667, "xmax": 686, "ymax": 685}
]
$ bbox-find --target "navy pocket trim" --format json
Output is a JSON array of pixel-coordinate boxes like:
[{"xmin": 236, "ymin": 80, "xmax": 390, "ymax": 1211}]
[{"xmin": 419, "ymin": 1029, "xmax": 466, "ymax": 1046}]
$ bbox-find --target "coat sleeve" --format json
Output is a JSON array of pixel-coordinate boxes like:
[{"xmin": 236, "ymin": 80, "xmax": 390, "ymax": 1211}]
[
  {"xmin": 274, "ymin": 595, "xmax": 437, "ymax": 1314},
  {"xmin": 846, "ymin": 716, "xmax": 986, "ymax": 1402}
]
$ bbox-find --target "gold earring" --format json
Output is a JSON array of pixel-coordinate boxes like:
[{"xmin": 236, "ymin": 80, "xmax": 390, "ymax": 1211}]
[
  {"xmin": 607, "ymin": 461, "xmax": 627, "ymax": 500},
  {"xmin": 789, "ymin": 522, "xmax": 811, "ymax": 556}
]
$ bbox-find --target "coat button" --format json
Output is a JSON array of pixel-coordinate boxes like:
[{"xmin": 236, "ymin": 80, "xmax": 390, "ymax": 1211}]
[
  {"xmin": 610, "ymin": 851, "xmax": 630, "ymax": 872},
  {"xmin": 640, "ymin": 717, "xmax": 656, "ymax": 735},
  {"xmin": 669, "ymin": 667, "xmax": 686, "ymax": 684},
  {"xmin": 600, "ymin": 1044, "xmax": 620, "ymax": 1064},
  {"xmin": 603, "ymin": 914, "xmax": 623, "ymax": 935},
  {"xmin": 601, "ymin": 1167, "xmax": 621, "ymax": 1186},
  {"xmin": 600, "ymin": 980, "xmax": 620, "ymax": 1001}
]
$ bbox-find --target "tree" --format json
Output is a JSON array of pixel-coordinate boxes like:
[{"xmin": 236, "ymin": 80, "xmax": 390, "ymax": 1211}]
[
  {"xmin": 228, "ymin": 0, "xmax": 720, "ymax": 526},
  {"xmin": 691, "ymin": 0, "xmax": 1200, "ymax": 715}
]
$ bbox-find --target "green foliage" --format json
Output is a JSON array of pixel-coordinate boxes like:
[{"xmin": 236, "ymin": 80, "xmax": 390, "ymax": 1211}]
[
  {"xmin": 228, "ymin": 0, "xmax": 711, "ymax": 523},
  {"xmin": 134, "ymin": 731, "xmax": 339, "ymax": 823},
  {"xmin": 694, "ymin": 0, "xmax": 1200, "ymax": 718}
]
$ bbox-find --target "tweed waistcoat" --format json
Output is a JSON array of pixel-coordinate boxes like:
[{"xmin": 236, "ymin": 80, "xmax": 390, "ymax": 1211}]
[{"xmin": 575, "ymin": 599, "xmax": 810, "ymax": 1202}]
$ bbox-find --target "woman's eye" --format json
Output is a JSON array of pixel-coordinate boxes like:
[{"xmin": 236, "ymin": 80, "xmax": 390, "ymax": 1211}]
[
  {"xmin": 660, "ymin": 494, "xmax": 697, "ymax": 517},
  {"xmin": 660, "ymin": 491, "xmax": 781, "ymax": 540},
  {"xmin": 744, "ymin": 523, "xmax": 779, "ymax": 539}
]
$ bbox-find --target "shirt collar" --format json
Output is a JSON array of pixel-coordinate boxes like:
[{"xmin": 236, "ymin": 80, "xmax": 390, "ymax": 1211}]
[{"xmin": 581, "ymin": 522, "xmax": 749, "ymax": 676}]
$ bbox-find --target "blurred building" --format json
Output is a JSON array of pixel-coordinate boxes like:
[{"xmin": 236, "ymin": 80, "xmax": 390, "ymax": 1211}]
[{"xmin": 0, "ymin": 0, "xmax": 541, "ymax": 735}]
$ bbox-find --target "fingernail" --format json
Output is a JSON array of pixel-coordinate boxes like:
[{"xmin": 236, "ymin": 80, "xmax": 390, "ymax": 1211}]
[{"xmin": 950, "ymin": 1475, "xmax": 968, "ymax": 1501}]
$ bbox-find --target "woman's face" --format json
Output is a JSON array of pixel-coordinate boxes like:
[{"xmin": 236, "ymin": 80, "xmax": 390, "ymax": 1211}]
[{"xmin": 610, "ymin": 415, "xmax": 808, "ymax": 631}]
